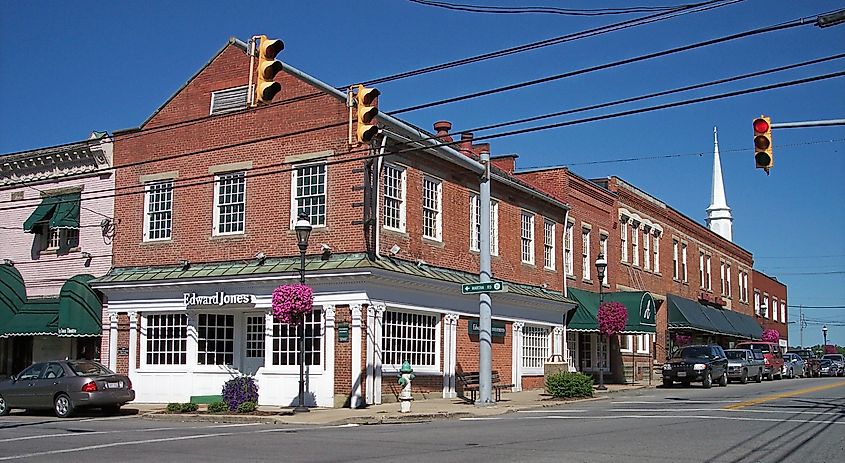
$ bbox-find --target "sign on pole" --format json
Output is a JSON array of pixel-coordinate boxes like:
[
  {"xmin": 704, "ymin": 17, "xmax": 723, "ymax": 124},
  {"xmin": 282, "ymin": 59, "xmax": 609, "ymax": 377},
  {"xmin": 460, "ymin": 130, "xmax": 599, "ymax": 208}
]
[{"xmin": 461, "ymin": 281, "xmax": 507, "ymax": 295}]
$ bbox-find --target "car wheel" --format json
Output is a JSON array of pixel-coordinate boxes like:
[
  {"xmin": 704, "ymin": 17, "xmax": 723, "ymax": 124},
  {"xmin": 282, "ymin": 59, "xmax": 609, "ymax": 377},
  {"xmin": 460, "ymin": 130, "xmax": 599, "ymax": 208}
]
[
  {"xmin": 702, "ymin": 371, "xmax": 712, "ymax": 389},
  {"xmin": 756, "ymin": 370, "xmax": 763, "ymax": 383},
  {"xmin": 719, "ymin": 372, "xmax": 728, "ymax": 387},
  {"xmin": 740, "ymin": 370, "xmax": 748, "ymax": 384},
  {"xmin": 0, "ymin": 394, "xmax": 9, "ymax": 416},
  {"xmin": 662, "ymin": 378, "xmax": 673, "ymax": 388},
  {"xmin": 54, "ymin": 393, "xmax": 75, "ymax": 418}
]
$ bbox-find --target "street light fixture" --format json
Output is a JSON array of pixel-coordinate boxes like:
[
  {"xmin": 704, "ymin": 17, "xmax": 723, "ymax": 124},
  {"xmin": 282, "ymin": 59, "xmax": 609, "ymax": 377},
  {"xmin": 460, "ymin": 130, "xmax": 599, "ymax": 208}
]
[
  {"xmin": 294, "ymin": 212, "xmax": 312, "ymax": 413},
  {"xmin": 822, "ymin": 325, "xmax": 828, "ymax": 349},
  {"xmin": 595, "ymin": 253, "xmax": 608, "ymax": 391}
]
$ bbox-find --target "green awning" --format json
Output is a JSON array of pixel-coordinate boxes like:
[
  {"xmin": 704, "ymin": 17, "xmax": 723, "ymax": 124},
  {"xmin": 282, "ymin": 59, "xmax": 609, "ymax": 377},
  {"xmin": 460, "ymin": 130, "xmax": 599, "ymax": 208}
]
[
  {"xmin": 566, "ymin": 288, "xmax": 656, "ymax": 333},
  {"xmin": 705, "ymin": 307, "xmax": 745, "ymax": 338},
  {"xmin": 58, "ymin": 275, "xmax": 102, "ymax": 336},
  {"xmin": 668, "ymin": 294, "xmax": 761, "ymax": 339},
  {"xmin": 0, "ymin": 298, "xmax": 59, "ymax": 337},
  {"xmin": 723, "ymin": 309, "xmax": 763, "ymax": 340},
  {"xmin": 667, "ymin": 294, "xmax": 719, "ymax": 334},
  {"xmin": 0, "ymin": 264, "xmax": 27, "ymax": 327},
  {"xmin": 22, "ymin": 193, "xmax": 81, "ymax": 232}
]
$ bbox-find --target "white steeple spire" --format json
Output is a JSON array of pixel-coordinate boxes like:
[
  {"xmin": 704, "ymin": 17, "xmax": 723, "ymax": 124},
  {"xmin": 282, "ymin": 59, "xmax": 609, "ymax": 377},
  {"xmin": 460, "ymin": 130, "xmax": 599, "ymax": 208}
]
[{"xmin": 706, "ymin": 127, "xmax": 733, "ymax": 241}]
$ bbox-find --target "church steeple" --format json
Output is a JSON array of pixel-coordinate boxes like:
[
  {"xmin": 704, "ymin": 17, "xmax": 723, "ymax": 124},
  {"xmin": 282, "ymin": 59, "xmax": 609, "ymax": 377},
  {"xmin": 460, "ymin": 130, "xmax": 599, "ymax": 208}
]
[{"xmin": 706, "ymin": 127, "xmax": 733, "ymax": 242}]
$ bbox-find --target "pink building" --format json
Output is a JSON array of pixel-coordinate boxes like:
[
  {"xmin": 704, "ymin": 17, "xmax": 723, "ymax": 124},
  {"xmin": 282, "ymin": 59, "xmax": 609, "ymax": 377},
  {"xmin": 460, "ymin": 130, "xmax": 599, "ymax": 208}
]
[{"xmin": 0, "ymin": 134, "xmax": 114, "ymax": 375}]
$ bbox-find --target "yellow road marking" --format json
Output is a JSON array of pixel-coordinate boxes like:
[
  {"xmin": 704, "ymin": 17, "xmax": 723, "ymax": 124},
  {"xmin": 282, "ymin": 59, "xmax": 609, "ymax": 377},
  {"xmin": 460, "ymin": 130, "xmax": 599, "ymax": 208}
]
[{"xmin": 724, "ymin": 380, "xmax": 845, "ymax": 410}]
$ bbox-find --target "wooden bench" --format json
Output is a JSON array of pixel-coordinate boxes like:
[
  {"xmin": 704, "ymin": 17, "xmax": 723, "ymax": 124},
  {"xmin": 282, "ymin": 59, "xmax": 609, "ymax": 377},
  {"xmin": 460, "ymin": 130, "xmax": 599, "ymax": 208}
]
[{"xmin": 457, "ymin": 370, "xmax": 515, "ymax": 402}]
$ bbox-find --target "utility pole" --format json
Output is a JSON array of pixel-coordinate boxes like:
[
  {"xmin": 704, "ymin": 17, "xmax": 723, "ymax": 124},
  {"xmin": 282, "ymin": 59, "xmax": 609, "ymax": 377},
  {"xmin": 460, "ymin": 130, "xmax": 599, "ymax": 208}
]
[
  {"xmin": 477, "ymin": 149, "xmax": 493, "ymax": 406},
  {"xmin": 799, "ymin": 305, "xmax": 806, "ymax": 347}
]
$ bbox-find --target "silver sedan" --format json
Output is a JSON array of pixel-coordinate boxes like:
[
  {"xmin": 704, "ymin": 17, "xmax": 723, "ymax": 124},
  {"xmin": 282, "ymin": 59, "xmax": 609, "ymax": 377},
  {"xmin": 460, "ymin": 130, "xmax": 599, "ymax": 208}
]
[
  {"xmin": 0, "ymin": 360, "xmax": 134, "ymax": 418},
  {"xmin": 782, "ymin": 353, "xmax": 806, "ymax": 379}
]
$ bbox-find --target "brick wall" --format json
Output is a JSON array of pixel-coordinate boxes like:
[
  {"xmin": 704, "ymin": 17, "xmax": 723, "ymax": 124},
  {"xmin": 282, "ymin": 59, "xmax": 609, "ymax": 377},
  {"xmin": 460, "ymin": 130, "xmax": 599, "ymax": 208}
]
[{"xmin": 752, "ymin": 269, "xmax": 788, "ymax": 341}]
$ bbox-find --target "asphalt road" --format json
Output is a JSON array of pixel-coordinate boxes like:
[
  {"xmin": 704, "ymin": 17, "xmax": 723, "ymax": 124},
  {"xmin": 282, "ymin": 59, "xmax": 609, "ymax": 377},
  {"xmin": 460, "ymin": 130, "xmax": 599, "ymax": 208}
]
[{"xmin": 1, "ymin": 377, "xmax": 843, "ymax": 462}]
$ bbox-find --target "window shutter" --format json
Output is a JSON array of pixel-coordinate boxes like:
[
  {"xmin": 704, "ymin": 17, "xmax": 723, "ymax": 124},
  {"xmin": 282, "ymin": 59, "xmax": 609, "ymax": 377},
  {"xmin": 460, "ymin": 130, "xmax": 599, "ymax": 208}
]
[{"xmin": 210, "ymin": 86, "xmax": 249, "ymax": 115}]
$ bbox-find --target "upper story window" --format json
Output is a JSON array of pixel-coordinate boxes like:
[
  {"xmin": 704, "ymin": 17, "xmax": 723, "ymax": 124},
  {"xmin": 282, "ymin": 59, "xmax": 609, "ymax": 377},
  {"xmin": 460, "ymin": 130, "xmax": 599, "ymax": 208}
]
[
  {"xmin": 210, "ymin": 86, "xmax": 249, "ymax": 115},
  {"xmin": 383, "ymin": 164, "xmax": 406, "ymax": 232},
  {"xmin": 763, "ymin": 294, "xmax": 770, "ymax": 318},
  {"xmin": 653, "ymin": 234, "xmax": 660, "ymax": 273},
  {"xmin": 672, "ymin": 239, "xmax": 679, "ymax": 280},
  {"xmin": 544, "ymin": 220, "xmax": 556, "ymax": 270},
  {"xmin": 681, "ymin": 243, "xmax": 688, "ymax": 283},
  {"xmin": 144, "ymin": 180, "xmax": 173, "ymax": 241},
  {"xmin": 720, "ymin": 261, "xmax": 726, "ymax": 295},
  {"xmin": 706, "ymin": 256, "xmax": 712, "ymax": 291},
  {"xmin": 772, "ymin": 298, "xmax": 778, "ymax": 322},
  {"xmin": 620, "ymin": 220, "xmax": 628, "ymax": 262},
  {"xmin": 422, "ymin": 176, "xmax": 442, "ymax": 241},
  {"xmin": 291, "ymin": 162, "xmax": 327, "ymax": 228},
  {"xmin": 631, "ymin": 226, "xmax": 639, "ymax": 266},
  {"xmin": 564, "ymin": 220, "xmax": 574, "ymax": 276},
  {"xmin": 213, "ymin": 172, "xmax": 246, "ymax": 235},
  {"xmin": 600, "ymin": 233, "xmax": 608, "ymax": 285},
  {"xmin": 754, "ymin": 291, "xmax": 761, "ymax": 316},
  {"xmin": 642, "ymin": 231, "xmax": 651, "ymax": 270},
  {"xmin": 780, "ymin": 299, "xmax": 786, "ymax": 322},
  {"xmin": 743, "ymin": 273, "xmax": 749, "ymax": 302},
  {"xmin": 582, "ymin": 226, "xmax": 591, "ymax": 281},
  {"xmin": 521, "ymin": 211, "xmax": 535, "ymax": 264},
  {"xmin": 726, "ymin": 263, "xmax": 732, "ymax": 298},
  {"xmin": 699, "ymin": 252, "xmax": 705, "ymax": 288},
  {"xmin": 469, "ymin": 194, "xmax": 499, "ymax": 255},
  {"xmin": 38, "ymin": 226, "xmax": 79, "ymax": 252}
]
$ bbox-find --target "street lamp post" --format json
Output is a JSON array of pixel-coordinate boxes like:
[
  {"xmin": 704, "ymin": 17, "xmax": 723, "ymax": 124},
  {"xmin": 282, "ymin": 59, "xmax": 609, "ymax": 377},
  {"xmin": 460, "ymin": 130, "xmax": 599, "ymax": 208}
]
[
  {"xmin": 294, "ymin": 212, "xmax": 312, "ymax": 413},
  {"xmin": 822, "ymin": 325, "xmax": 828, "ymax": 350},
  {"xmin": 595, "ymin": 253, "xmax": 608, "ymax": 391}
]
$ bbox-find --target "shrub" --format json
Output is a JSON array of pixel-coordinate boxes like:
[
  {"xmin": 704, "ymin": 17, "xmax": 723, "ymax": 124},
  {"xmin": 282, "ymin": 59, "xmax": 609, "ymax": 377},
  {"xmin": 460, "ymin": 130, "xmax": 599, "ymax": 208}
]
[
  {"xmin": 207, "ymin": 401, "xmax": 228, "ymax": 413},
  {"xmin": 222, "ymin": 376, "xmax": 259, "ymax": 411},
  {"xmin": 179, "ymin": 402, "xmax": 199, "ymax": 413},
  {"xmin": 546, "ymin": 372, "xmax": 594, "ymax": 399},
  {"xmin": 236, "ymin": 401, "xmax": 257, "ymax": 413},
  {"xmin": 166, "ymin": 403, "xmax": 181, "ymax": 413}
]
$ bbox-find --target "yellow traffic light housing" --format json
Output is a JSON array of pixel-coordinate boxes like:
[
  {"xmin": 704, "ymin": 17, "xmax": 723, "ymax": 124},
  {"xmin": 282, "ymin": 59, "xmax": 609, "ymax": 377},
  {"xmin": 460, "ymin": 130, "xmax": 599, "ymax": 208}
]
[
  {"xmin": 255, "ymin": 35, "xmax": 284, "ymax": 104},
  {"xmin": 753, "ymin": 116, "xmax": 773, "ymax": 173},
  {"xmin": 356, "ymin": 85, "xmax": 380, "ymax": 143}
]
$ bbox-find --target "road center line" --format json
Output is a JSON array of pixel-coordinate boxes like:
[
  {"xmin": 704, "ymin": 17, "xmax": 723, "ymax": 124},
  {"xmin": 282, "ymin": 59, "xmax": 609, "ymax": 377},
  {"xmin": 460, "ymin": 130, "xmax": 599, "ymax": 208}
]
[
  {"xmin": 608, "ymin": 408, "xmax": 845, "ymax": 416},
  {"xmin": 611, "ymin": 400, "xmax": 743, "ymax": 404},
  {"xmin": 723, "ymin": 380, "xmax": 845, "ymax": 410},
  {"xmin": 541, "ymin": 414, "xmax": 845, "ymax": 425}
]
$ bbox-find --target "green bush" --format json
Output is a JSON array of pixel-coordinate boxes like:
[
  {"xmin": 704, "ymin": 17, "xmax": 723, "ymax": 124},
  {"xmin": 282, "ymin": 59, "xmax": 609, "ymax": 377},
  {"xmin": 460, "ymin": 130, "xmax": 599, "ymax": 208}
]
[
  {"xmin": 165, "ymin": 403, "xmax": 181, "ymax": 413},
  {"xmin": 179, "ymin": 402, "xmax": 199, "ymax": 413},
  {"xmin": 545, "ymin": 372, "xmax": 594, "ymax": 399},
  {"xmin": 236, "ymin": 401, "xmax": 257, "ymax": 413},
  {"xmin": 207, "ymin": 401, "xmax": 228, "ymax": 413}
]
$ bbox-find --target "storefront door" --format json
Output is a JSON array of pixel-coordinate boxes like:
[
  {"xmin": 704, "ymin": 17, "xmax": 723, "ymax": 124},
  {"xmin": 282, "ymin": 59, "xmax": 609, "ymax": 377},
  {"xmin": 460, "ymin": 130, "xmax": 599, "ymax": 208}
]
[{"xmin": 241, "ymin": 314, "xmax": 266, "ymax": 375}]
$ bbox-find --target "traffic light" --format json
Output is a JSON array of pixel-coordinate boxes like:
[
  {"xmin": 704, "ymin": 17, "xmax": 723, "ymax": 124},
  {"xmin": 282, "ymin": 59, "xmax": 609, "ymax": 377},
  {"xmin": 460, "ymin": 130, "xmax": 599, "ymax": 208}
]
[
  {"xmin": 356, "ymin": 85, "xmax": 380, "ymax": 143},
  {"xmin": 753, "ymin": 115, "xmax": 773, "ymax": 173},
  {"xmin": 254, "ymin": 35, "xmax": 284, "ymax": 104}
]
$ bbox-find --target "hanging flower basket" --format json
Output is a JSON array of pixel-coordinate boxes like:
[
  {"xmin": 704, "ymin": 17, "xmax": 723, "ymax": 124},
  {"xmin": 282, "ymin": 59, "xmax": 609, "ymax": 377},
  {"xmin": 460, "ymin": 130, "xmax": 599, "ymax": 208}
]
[
  {"xmin": 598, "ymin": 301, "xmax": 628, "ymax": 337},
  {"xmin": 674, "ymin": 333, "xmax": 693, "ymax": 347},
  {"xmin": 761, "ymin": 328, "xmax": 780, "ymax": 343},
  {"xmin": 271, "ymin": 284, "xmax": 314, "ymax": 325}
]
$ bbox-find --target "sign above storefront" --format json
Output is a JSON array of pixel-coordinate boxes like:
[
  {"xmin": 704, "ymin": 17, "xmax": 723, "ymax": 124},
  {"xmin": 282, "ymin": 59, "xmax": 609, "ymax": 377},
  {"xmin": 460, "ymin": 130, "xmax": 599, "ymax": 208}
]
[
  {"xmin": 183, "ymin": 292, "xmax": 255, "ymax": 307},
  {"xmin": 468, "ymin": 318, "xmax": 507, "ymax": 338}
]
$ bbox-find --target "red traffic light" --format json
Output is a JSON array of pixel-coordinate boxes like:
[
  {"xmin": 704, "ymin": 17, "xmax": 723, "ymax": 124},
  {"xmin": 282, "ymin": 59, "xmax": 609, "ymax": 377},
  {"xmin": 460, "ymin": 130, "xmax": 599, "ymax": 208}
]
[{"xmin": 753, "ymin": 118, "xmax": 770, "ymax": 134}]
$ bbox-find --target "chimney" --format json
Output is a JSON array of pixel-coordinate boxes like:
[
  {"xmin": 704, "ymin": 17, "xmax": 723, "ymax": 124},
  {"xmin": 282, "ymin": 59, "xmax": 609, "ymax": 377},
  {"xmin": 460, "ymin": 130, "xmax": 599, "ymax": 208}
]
[
  {"xmin": 433, "ymin": 121, "xmax": 453, "ymax": 143},
  {"xmin": 491, "ymin": 154, "xmax": 518, "ymax": 174},
  {"xmin": 459, "ymin": 132, "xmax": 474, "ymax": 155}
]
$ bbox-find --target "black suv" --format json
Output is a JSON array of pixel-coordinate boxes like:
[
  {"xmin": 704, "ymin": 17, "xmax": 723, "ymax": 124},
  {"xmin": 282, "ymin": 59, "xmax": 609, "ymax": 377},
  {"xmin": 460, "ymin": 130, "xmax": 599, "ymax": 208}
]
[{"xmin": 662, "ymin": 344, "xmax": 729, "ymax": 388}]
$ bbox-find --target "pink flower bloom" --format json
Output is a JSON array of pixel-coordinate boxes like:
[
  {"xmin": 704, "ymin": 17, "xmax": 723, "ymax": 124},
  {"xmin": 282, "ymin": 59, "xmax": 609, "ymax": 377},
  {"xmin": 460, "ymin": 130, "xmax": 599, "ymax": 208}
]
[
  {"xmin": 674, "ymin": 333, "xmax": 693, "ymax": 347},
  {"xmin": 761, "ymin": 328, "xmax": 780, "ymax": 343},
  {"xmin": 272, "ymin": 284, "xmax": 314, "ymax": 325},
  {"xmin": 598, "ymin": 301, "xmax": 628, "ymax": 336}
]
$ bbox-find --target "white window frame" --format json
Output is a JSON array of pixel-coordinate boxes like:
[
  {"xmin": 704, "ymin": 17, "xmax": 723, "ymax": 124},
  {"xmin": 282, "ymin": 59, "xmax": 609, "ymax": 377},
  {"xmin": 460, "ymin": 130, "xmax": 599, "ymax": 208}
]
[
  {"xmin": 196, "ymin": 313, "xmax": 235, "ymax": 367},
  {"xmin": 381, "ymin": 308, "xmax": 440, "ymax": 374},
  {"xmin": 706, "ymin": 255, "xmax": 712, "ymax": 291},
  {"xmin": 631, "ymin": 226, "xmax": 639, "ymax": 266},
  {"xmin": 600, "ymin": 233, "xmax": 608, "ymax": 286},
  {"xmin": 754, "ymin": 291, "xmax": 761, "ymax": 316},
  {"xmin": 141, "ymin": 313, "xmax": 188, "ymax": 368},
  {"xmin": 642, "ymin": 232, "xmax": 650, "ymax": 270},
  {"xmin": 780, "ymin": 299, "xmax": 786, "ymax": 322},
  {"xmin": 143, "ymin": 180, "xmax": 173, "ymax": 242},
  {"xmin": 681, "ymin": 243, "xmax": 688, "ymax": 283},
  {"xmin": 383, "ymin": 164, "xmax": 407, "ymax": 233},
  {"xmin": 543, "ymin": 220, "xmax": 556, "ymax": 270},
  {"xmin": 582, "ymin": 226, "xmax": 591, "ymax": 281},
  {"xmin": 522, "ymin": 325, "xmax": 552, "ymax": 375},
  {"xmin": 637, "ymin": 334, "xmax": 651, "ymax": 354},
  {"xmin": 726, "ymin": 264, "xmax": 732, "ymax": 298},
  {"xmin": 564, "ymin": 220, "xmax": 574, "ymax": 276},
  {"xmin": 290, "ymin": 162, "xmax": 327, "ymax": 229},
  {"xmin": 699, "ymin": 252, "xmax": 705, "ymax": 289},
  {"xmin": 672, "ymin": 239, "xmax": 679, "ymax": 280},
  {"xmin": 212, "ymin": 171, "xmax": 246, "ymax": 236},
  {"xmin": 720, "ymin": 262, "xmax": 726, "ymax": 296},
  {"xmin": 763, "ymin": 294, "xmax": 770, "ymax": 318},
  {"xmin": 521, "ymin": 211, "xmax": 535, "ymax": 265},
  {"xmin": 620, "ymin": 334, "xmax": 633, "ymax": 353},
  {"xmin": 620, "ymin": 220, "xmax": 628, "ymax": 262},
  {"xmin": 772, "ymin": 298, "xmax": 779, "ymax": 322},
  {"xmin": 469, "ymin": 194, "xmax": 498, "ymax": 256},
  {"xmin": 422, "ymin": 176, "xmax": 442, "ymax": 241},
  {"xmin": 653, "ymin": 234, "xmax": 660, "ymax": 273},
  {"xmin": 269, "ymin": 308, "xmax": 323, "ymax": 372}
]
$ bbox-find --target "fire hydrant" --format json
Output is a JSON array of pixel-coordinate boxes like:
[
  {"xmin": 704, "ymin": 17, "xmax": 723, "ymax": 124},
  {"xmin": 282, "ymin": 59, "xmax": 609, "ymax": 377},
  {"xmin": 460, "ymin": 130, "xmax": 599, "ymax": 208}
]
[{"xmin": 397, "ymin": 360, "xmax": 415, "ymax": 413}]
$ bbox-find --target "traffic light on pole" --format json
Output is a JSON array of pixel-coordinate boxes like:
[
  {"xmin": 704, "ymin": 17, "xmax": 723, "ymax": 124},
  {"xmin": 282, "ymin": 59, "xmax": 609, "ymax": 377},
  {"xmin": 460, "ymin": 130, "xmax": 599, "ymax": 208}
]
[
  {"xmin": 356, "ymin": 85, "xmax": 380, "ymax": 143},
  {"xmin": 753, "ymin": 116, "xmax": 773, "ymax": 173},
  {"xmin": 255, "ymin": 35, "xmax": 284, "ymax": 104}
]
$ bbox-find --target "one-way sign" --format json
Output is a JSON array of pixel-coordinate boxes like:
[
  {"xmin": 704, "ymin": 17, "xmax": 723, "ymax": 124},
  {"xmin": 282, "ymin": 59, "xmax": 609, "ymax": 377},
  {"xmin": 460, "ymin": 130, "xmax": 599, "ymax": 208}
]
[{"xmin": 461, "ymin": 281, "xmax": 507, "ymax": 294}]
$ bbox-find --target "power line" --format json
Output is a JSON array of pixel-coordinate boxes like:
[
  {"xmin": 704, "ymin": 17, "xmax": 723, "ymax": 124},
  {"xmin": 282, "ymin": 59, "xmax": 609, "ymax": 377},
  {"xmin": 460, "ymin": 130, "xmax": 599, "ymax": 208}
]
[
  {"xmin": 755, "ymin": 254, "xmax": 845, "ymax": 259},
  {"xmin": 0, "ymin": 68, "xmax": 841, "ymax": 215},
  {"xmin": 407, "ymin": 0, "xmax": 688, "ymax": 16}
]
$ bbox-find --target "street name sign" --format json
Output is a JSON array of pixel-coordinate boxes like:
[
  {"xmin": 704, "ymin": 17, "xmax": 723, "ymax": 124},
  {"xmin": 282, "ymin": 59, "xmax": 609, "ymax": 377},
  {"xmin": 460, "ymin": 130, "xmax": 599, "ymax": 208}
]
[{"xmin": 461, "ymin": 281, "xmax": 507, "ymax": 294}]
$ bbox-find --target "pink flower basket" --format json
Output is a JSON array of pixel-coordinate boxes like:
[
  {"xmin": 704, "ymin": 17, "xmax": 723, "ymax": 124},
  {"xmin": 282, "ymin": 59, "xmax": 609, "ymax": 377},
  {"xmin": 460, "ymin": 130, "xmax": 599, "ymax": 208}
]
[
  {"xmin": 761, "ymin": 328, "xmax": 780, "ymax": 343},
  {"xmin": 271, "ymin": 284, "xmax": 314, "ymax": 325},
  {"xmin": 598, "ymin": 301, "xmax": 628, "ymax": 336},
  {"xmin": 674, "ymin": 333, "xmax": 693, "ymax": 347}
]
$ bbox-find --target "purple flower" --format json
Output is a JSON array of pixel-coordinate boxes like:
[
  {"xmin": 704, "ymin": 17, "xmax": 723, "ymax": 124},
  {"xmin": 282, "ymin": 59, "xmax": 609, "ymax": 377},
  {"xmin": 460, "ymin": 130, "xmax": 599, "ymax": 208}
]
[
  {"xmin": 598, "ymin": 301, "xmax": 627, "ymax": 336},
  {"xmin": 222, "ymin": 376, "xmax": 259, "ymax": 411},
  {"xmin": 272, "ymin": 284, "xmax": 314, "ymax": 325}
]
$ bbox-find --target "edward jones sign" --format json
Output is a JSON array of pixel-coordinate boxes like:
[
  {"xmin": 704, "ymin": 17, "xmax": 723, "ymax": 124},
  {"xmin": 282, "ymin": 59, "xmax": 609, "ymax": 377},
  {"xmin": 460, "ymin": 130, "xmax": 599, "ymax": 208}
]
[{"xmin": 183, "ymin": 292, "xmax": 255, "ymax": 307}]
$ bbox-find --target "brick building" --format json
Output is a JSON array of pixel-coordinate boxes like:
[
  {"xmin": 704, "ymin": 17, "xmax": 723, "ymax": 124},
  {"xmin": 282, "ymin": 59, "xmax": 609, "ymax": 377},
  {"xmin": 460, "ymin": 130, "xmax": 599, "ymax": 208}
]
[
  {"xmin": 752, "ymin": 269, "xmax": 788, "ymax": 350},
  {"xmin": 91, "ymin": 38, "xmax": 579, "ymax": 408},
  {"xmin": 0, "ymin": 134, "xmax": 114, "ymax": 375}
]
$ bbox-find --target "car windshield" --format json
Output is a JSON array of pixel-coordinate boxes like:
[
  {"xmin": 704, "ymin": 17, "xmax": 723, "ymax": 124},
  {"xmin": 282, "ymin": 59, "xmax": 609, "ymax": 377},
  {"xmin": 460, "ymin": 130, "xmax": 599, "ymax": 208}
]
[
  {"xmin": 820, "ymin": 359, "xmax": 831, "ymax": 366},
  {"xmin": 678, "ymin": 346, "xmax": 711, "ymax": 359},
  {"xmin": 725, "ymin": 351, "xmax": 745, "ymax": 360},
  {"xmin": 822, "ymin": 355, "xmax": 843, "ymax": 361},
  {"xmin": 68, "ymin": 361, "xmax": 114, "ymax": 377},
  {"xmin": 789, "ymin": 350, "xmax": 810, "ymax": 360}
]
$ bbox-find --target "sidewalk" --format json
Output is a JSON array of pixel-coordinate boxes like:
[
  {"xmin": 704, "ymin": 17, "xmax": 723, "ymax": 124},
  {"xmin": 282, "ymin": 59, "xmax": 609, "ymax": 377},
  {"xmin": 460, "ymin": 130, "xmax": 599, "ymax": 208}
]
[{"xmin": 136, "ymin": 383, "xmax": 651, "ymax": 426}]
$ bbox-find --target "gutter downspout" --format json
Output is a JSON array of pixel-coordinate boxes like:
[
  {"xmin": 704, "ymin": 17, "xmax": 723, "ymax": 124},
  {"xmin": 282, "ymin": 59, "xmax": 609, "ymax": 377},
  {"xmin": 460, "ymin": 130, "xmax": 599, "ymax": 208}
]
[{"xmin": 374, "ymin": 134, "xmax": 388, "ymax": 259}]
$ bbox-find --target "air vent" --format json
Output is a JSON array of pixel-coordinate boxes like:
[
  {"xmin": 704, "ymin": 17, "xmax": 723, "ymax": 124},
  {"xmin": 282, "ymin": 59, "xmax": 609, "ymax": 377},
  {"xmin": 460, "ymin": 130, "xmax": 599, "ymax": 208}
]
[{"xmin": 210, "ymin": 86, "xmax": 249, "ymax": 115}]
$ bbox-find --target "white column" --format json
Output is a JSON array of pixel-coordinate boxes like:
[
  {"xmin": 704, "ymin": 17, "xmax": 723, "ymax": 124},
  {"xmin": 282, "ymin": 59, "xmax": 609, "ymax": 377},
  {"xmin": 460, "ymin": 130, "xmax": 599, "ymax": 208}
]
[
  {"xmin": 350, "ymin": 304, "xmax": 363, "ymax": 408},
  {"xmin": 442, "ymin": 313, "xmax": 460, "ymax": 398},
  {"xmin": 323, "ymin": 306, "xmax": 336, "ymax": 407},
  {"xmin": 108, "ymin": 313, "xmax": 118, "ymax": 371},
  {"xmin": 372, "ymin": 304, "xmax": 385, "ymax": 404},
  {"xmin": 365, "ymin": 305, "xmax": 375, "ymax": 405},
  {"xmin": 553, "ymin": 326, "xmax": 564, "ymax": 359},
  {"xmin": 186, "ymin": 312, "xmax": 198, "ymax": 374},
  {"xmin": 511, "ymin": 322, "xmax": 524, "ymax": 392},
  {"xmin": 127, "ymin": 312, "xmax": 138, "ymax": 376}
]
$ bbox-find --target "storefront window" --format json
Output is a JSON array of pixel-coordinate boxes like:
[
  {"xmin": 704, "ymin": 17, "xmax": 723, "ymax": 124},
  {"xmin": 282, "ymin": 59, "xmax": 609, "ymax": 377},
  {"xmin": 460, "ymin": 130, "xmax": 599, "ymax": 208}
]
[
  {"xmin": 272, "ymin": 309, "xmax": 322, "ymax": 366},
  {"xmin": 146, "ymin": 314, "xmax": 188, "ymax": 365},
  {"xmin": 523, "ymin": 326, "xmax": 551, "ymax": 370},
  {"xmin": 197, "ymin": 314, "xmax": 234, "ymax": 365},
  {"xmin": 382, "ymin": 309, "xmax": 437, "ymax": 368},
  {"xmin": 245, "ymin": 315, "xmax": 265, "ymax": 358}
]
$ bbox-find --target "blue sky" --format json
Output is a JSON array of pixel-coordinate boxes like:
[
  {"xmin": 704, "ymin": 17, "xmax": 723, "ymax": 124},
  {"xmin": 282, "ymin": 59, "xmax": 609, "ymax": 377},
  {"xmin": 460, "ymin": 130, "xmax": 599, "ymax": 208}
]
[{"xmin": 1, "ymin": 1, "xmax": 843, "ymax": 346}]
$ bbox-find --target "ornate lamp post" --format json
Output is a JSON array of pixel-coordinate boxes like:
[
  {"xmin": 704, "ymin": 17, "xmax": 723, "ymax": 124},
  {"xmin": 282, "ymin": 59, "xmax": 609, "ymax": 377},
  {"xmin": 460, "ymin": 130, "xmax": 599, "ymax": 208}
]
[
  {"xmin": 294, "ymin": 212, "xmax": 312, "ymax": 413},
  {"xmin": 595, "ymin": 253, "xmax": 608, "ymax": 391},
  {"xmin": 822, "ymin": 325, "xmax": 828, "ymax": 349}
]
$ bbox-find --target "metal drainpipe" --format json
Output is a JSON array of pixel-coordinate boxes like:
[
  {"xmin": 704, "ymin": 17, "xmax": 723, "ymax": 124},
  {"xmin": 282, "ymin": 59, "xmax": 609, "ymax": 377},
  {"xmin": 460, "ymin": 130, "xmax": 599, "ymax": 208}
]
[{"xmin": 374, "ymin": 134, "xmax": 388, "ymax": 259}]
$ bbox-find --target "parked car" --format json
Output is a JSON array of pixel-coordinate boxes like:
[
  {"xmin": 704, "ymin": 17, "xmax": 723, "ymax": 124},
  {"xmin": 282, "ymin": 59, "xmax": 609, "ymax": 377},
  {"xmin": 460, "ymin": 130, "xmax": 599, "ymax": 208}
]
[
  {"xmin": 736, "ymin": 341, "xmax": 784, "ymax": 380},
  {"xmin": 819, "ymin": 359, "xmax": 842, "ymax": 377},
  {"xmin": 821, "ymin": 354, "xmax": 845, "ymax": 377},
  {"xmin": 782, "ymin": 353, "xmax": 805, "ymax": 379},
  {"xmin": 662, "ymin": 344, "xmax": 729, "ymax": 388},
  {"xmin": 788, "ymin": 348, "xmax": 821, "ymax": 377},
  {"xmin": 0, "ymin": 360, "xmax": 134, "ymax": 418},
  {"xmin": 724, "ymin": 349, "xmax": 764, "ymax": 384}
]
